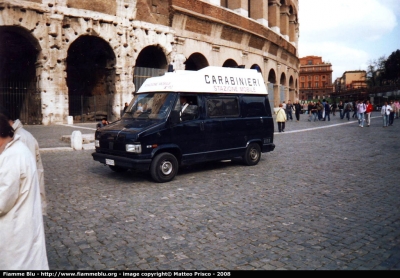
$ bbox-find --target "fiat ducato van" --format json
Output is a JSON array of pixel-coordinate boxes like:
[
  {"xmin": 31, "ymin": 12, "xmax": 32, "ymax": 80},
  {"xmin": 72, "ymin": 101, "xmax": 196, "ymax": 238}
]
[{"xmin": 92, "ymin": 66, "xmax": 275, "ymax": 182}]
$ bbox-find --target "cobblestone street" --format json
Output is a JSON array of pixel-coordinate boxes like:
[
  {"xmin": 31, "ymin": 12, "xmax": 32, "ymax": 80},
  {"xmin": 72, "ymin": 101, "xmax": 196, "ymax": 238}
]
[{"xmin": 26, "ymin": 112, "xmax": 400, "ymax": 270}]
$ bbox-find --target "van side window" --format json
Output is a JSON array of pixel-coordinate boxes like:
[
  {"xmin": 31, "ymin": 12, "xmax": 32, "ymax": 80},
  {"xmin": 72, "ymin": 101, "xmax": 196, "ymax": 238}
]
[
  {"xmin": 173, "ymin": 95, "xmax": 199, "ymax": 122},
  {"xmin": 207, "ymin": 97, "xmax": 239, "ymax": 117},
  {"xmin": 242, "ymin": 96, "xmax": 268, "ymax": 117}
]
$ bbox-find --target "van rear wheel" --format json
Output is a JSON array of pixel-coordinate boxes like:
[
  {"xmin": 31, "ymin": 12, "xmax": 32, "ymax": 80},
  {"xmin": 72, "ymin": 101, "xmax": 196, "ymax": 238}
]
[
  {"xmin": 243, "ymin": 143, "xmax": 261, "ymax": 166},
  {"xmin": 150, "ymin": 152, "xmax": 178, "ymax": 183}
]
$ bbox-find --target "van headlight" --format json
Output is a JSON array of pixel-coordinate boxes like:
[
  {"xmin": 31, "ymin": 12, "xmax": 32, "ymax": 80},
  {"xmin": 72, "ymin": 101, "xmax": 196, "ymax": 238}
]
[
  {"xmin": 95, "ymin": 140, "xmax": 100, "ymax": 147},
  {"xmin": 126, "ymin": 143, "xmax": 142, "ymax": 153}
]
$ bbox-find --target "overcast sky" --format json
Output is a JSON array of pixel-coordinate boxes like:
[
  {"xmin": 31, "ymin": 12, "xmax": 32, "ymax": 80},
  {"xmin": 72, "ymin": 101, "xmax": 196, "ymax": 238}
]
[{"xmin": 298, "ymin": 0, "xmax": 400, "ymax": 81}]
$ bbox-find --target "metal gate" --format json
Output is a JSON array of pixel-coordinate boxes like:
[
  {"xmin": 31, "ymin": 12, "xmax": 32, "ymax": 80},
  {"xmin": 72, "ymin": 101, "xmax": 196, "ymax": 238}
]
[{"xmin": 0, "ymin": 79, "xmax": 41, "ymax": 124}]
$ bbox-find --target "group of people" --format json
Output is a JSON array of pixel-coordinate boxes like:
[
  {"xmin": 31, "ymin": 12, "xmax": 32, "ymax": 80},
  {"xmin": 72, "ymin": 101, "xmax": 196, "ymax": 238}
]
[
  {"xmin": 0, "ymin": 106, "xmax": 49, "ymax": 270},
  {"xmin": 275, "ymin": 99, "xmax": 400, "ymax": 131}
]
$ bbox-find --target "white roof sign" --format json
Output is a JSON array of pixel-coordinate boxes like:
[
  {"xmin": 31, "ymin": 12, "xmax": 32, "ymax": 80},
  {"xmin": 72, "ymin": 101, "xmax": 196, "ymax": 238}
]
[{"xmin": 137, "ymin": 66, "xmax": 268, "ymax": 95}]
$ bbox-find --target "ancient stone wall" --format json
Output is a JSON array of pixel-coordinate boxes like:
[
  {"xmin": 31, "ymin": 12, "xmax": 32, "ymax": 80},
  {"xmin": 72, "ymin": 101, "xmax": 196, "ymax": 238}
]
[{"xmin": 0, "ymin": 0, "xmax": 299, "ymax": 124}]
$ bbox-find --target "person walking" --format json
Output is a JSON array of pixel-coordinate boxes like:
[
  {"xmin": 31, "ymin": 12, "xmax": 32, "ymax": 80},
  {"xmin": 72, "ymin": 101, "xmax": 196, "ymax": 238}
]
[
  {"xmin": 365, "ymin": 100, "xmax": 373, "ymax": 127},
  {"xmin": 294, "ymin": 101, "xmax": 302, "ymax": 122},
  {"xmin": 324, "ymin": 101, "xmax": 331, "ymax": 121},
  {"xmin": 338, "ymin": 100, "xmax": 344, "ymax": 119},
  {"xmin": 285, "ymin": 100, "xmax": 294, "ymax": 121},
  {"xmin": 0, "ymin": 113, "xmax": 49, "ymax": 270},
  {"xmin": 388, "ymin": 101, "xmax": 395, "ymax": 126},
  {"xmin": 343, "ymin": 100, "xmax": 352, "ymax": 121},
  {"xmin": 316, "ymin": 100, "xmax": 323, "ymax": 120},
  {"xmin": 331, "ymin": 101, "xmax": 337, "ymax": 116},
  {"xmin": 307, "ymin": 102, "xmax": 314, "ymax": 122},
  {"xmin": 381, "ymin": 101, "xmax": 392, "ymax": 127},
  {"xmin": 357, "ymin": 100, "xmax": 366, "ymax": 127},
  {"xmin": 276, "ymin": 103, "xmax": 287, "ymax": 132},
  {"xmin": 352, "ymin": 101, "xmax": 358, "ymax": 118}
]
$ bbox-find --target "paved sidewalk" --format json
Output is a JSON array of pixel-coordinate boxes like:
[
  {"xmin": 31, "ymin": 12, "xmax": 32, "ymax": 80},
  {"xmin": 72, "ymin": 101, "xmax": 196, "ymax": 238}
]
[{"xmin": 20, "ymin": 111, "xmax": 400, "ymax": 270}]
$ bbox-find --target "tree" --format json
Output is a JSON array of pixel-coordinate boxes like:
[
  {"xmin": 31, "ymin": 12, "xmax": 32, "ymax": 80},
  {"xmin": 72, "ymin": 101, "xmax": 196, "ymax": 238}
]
[
  {"xmin": 382, "ymin": 49, "xmax": 400, "ymax": 85},
  {"xmin": 366, "ymin": 56, "xmax": 386, "ymax": 87}
]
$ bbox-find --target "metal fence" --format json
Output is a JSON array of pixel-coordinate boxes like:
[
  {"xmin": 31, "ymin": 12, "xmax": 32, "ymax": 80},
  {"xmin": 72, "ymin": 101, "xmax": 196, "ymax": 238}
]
[{"xmin": 0, "ymin": 80, "xmax": 42, "ymax": 124}]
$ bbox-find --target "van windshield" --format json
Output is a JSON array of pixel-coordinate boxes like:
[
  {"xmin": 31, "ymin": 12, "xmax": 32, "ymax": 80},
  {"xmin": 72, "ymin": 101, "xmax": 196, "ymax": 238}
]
[{"xmin": 123, "ymin": 93, "xmax": 176, "ymax": 120}]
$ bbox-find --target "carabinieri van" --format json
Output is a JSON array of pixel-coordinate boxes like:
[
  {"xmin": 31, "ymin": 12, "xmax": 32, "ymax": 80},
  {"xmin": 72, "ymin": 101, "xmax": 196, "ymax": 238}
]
[{"xmin": 92, "ymin": 66, "xmax": 275, "ymax": 182}]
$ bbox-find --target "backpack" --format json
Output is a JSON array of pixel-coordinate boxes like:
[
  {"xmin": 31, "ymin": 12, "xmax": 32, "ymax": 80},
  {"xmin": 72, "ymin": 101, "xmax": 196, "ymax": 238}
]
[{"xmin": 346, "ymin": 103, "xmax": 352, "ymax": 111}]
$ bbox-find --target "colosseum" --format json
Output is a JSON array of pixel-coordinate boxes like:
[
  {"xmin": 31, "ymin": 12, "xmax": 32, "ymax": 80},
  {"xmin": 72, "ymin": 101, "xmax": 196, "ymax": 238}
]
[{"xmin": 0, "ymin": 0, "xmax": 299, "ymax": 125}]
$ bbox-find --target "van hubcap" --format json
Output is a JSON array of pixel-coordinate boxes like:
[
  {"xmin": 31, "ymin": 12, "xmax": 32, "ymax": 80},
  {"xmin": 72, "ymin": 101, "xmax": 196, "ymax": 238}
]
[
  {"xmin": 160, "ymin": 160, "xmax": 173, "ymax": 175},
  {"xmin": 250, "ymin": 149, "xmax": 259, "ymax": 160}
]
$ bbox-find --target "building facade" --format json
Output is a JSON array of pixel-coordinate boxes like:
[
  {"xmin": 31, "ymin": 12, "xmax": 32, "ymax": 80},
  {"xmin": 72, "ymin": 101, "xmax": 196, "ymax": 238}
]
[
  {"xmin": 0, "ymin": 0, "xmax": 300, "ymax": 125},
  {"xmin": 299, "ymin": 55, "xmax": 333, "ymax": 100}
]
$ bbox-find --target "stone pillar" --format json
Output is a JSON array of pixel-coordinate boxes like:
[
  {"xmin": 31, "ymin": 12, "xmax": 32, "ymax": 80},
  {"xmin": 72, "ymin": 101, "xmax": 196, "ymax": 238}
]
[
  {"xmin": 250, "ymin": 0, "xmax": 268, "ymax": 27},
  {"xmin": 268, "ymin": 0, "xmax": 280, "ymax": 34},
  {"xmin": 280, "ymin": 5, "xmax": 289, "ymax": 41},
  {"xmin": 229, "ymin": 0, "xmax": 248, "ymax": 17},
  {"xmin": 289, "ymin": 14, "xmax": 297, "ymax": 43}
]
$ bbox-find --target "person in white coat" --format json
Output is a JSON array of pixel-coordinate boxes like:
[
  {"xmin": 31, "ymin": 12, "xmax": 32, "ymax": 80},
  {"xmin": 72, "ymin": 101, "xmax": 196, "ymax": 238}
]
[
  {"xmin": 0, "ymin": 113, "xmax": 49, "ymax": 270},
  {"xmin": 0, "ymin": 106, "xmax": 47, "ymax": 215},
  {"xmin": 381, "ymin": 101, "xmax": 392, "ymax": 127}
]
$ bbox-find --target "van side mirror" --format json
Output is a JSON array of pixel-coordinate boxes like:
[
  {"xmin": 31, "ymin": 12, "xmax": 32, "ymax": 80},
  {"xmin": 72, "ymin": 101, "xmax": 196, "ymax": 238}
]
[{"xmin": 169, "ymin": 110, "xmax": 180, "ymax": 125}]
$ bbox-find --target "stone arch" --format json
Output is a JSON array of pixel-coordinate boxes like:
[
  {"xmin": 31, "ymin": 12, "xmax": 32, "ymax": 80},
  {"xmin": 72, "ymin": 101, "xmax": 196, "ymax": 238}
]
[
  {"xmin": 222, "ymin": 59, "xmax": 238, "ymax": 68},
  {"xmin": 134, "ymin": 45, "xmax": 168, "ymax": 92},
  {"xmin": 289, "ymin": 75, "xmax": 294, "ymax": 88},
  {"xmin": 66, "ymin": 35, "xmax": 116, "ymax": 122},
  {"xmin": 0, "ymin": 26, "xmax": 41, "ymax": 124},
  {"xmin": 268, "ymin": 69, "xmax": 277, "ymax": 84},
  {"xmin": 267, "ymin": 68, "xmax": 278, "ymax": 108},
  {"xmin": 250, "ymin": 64, "xmax": 262, "ymax": 73},
  {"xmin": 280, "ymin": 72, "xmax": 287, "ymax": 86},
  {"xmin": 185, "ymin": 53, "xmax": 209, "ymax": 70}
]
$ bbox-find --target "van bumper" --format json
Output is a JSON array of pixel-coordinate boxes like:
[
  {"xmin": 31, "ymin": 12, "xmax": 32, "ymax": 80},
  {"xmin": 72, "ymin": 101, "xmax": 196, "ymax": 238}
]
[
  {"xmin": 262, "ymin": 143, "xmax": 275, "ymax": 152},
  {"xmin": 92, "ymin": 152, "xmax": 151, "ymax": 170}
]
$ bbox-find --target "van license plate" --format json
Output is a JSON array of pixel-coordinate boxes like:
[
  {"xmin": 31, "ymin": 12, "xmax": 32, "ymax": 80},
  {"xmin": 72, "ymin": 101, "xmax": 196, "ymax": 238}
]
[{"xmin": 105, "ymin": 159, "xmax": 115, "ymax": 166}]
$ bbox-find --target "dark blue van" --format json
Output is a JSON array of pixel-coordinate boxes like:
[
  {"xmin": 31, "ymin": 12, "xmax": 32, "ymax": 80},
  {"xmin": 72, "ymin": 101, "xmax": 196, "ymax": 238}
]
[{"xmin": 92, "ymin": 67, "xmax": 275, "ymax": 182}]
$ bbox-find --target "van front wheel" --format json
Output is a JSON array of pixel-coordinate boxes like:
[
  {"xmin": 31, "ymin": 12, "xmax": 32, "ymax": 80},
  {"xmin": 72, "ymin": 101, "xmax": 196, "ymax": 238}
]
[
  {"xmin": 150, "ymin": 153, "xmax": 178, "ymax": 183},
  {"xmin": 243, "ymin": 143, "xmax": 261, "ymax": 166}
]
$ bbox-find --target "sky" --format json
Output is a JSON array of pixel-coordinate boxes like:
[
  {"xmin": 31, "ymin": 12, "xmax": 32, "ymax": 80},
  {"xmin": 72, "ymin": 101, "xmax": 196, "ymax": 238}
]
[{"xmin": 298, "ymin": 0, "xmax": 400, "ymax": 81}]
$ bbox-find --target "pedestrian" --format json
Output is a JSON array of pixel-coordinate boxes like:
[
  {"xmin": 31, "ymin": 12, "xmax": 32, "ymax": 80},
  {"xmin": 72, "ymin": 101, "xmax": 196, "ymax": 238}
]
[
  {"xmin": 322, "ymin": 99, "xmax": 327, "ymax": 119},
  {"xmin": 285, "ymin": 100, "xmax": 294, "ymax": 121},
  {"xmin": 97, "ymin": 117, "xmax": 109, "ymax": 130},
  {"xmin": 394, "ymin": 99, "xmax": 400, "ymax": 119},
  {"xmin": 388, "ymin": 100, "xmax": 395, "ymax": 126},
  {"xmin": 343, "ymin": 100, "xmax": 352, "ymax": 121},
  {"xmin": 316, "ymin": 100, "xmax": 323, "ymax": 120},
  {"xmin": 0, "ymin": 106, "xmax": 47, "ymax": 215},
  {"xmin": 381, "ymin": 101, "xmax": 392, "ymax": 127},
  {"xmin": 331, "ymin": 101, "xmax": 337, "ymax": 116},
  {"xmin": 123, "ymin": 102, "xmax": 129, "ymax": 112},
  {"xmin": 365, "ymin": 100, "xmax": 373, "ymax": 127},
  {"xmin": 338, "ymin": 100, "xmax": 344, "ymax": 119},
  {"xmin": 0, "ymin": 113, "xmax": 49, "ymax": 270},
  {"xmin": 357, "ymin": 100, "xmax": 366, "ymax": 127},
  {"xmin": 307, "ymin": 102, "xmax": 314, "ymax": 121},
  {"xmin": 276, "ymin": 103, "xmax": 287, "ymax": 132},
  {"xmin": 324, "ymin": 101, "xmax": 331, "ymax": 121},
  {"xmin": 352, "ymin": 101, "xmax": 357, "ymax": 118},
  {"xmin": 311, "ymin": 102, "xmax": 318, "ymax": 122},
  {"xmin": 293, "ymin": 100, "xmax": 302, "ymax": 122}
]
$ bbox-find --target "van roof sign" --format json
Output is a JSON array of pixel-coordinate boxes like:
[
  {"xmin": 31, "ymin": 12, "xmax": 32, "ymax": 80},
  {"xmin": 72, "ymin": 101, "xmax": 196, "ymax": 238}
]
[{"xmin": 137, "ymin": 66, "xmax": 268, "ymax": 95}]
